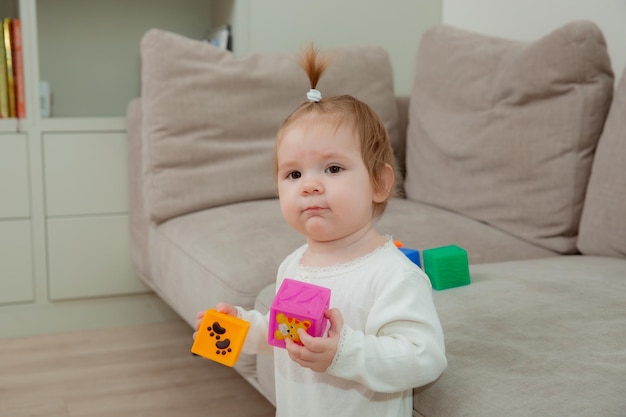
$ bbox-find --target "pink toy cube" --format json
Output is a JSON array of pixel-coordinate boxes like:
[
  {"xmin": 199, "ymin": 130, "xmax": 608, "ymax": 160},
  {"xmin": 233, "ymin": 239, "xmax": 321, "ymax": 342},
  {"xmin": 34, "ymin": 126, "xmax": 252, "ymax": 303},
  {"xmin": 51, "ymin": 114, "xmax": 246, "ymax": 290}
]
[{"xmin": 268, "ymin": 278, "xmax": 331, "ymax": 349}]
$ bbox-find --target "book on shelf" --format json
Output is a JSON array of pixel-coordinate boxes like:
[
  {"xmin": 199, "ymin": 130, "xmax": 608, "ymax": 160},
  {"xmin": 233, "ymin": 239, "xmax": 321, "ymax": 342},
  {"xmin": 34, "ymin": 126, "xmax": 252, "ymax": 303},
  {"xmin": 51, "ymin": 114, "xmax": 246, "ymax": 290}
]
[
  {"xmin": 0, "ymin": 17, "xmax": 25, "ymax": 119},
  {"xmin": 10, "ymin": 18, "xmax": 25, "ymax": 118},
  {"xmin": 0, "ymin": 18, "xmax": 8, "ymax": 118},
  {"xmin": 3, "ymin": 18, "xmax": 16, "ymax": 118}
]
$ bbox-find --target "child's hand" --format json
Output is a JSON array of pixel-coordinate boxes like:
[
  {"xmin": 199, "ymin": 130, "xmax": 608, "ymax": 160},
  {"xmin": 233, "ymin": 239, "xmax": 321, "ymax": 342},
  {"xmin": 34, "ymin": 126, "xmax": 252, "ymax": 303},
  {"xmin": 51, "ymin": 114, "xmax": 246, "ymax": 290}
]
[
  {"xmin": 215, "ymin": 302, "xmax": 238, "ymax": 317},
  {"xmin": 193, "ymin": 310, "xmax": 206, "ymax": 340},
  {"xmin": 285, "ymin": 308, "xmax": 343, "ymax": 373},
  {"xmin": 193, "ymin": 303, "xmax": 238, "ymax": 339}
]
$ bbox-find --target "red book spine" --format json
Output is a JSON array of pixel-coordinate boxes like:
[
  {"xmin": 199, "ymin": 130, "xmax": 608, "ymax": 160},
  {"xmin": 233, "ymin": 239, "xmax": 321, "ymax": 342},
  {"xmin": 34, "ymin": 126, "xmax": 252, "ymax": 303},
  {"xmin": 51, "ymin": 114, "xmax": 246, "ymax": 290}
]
[{"xmin": 11, "ymin": 19, "xmax": 25, "ymax": 118}]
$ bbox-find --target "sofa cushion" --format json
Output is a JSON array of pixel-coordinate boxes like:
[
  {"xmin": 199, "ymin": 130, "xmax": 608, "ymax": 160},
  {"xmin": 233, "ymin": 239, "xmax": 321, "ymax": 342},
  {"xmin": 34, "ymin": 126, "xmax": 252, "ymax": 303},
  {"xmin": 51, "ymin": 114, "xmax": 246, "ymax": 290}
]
[
  {"xmin": 413, "ymin": 256, "xmax": 626, "ymax": 417},
  {"xmin": 578, "ymin": 66, "xmax": 626, "ymax": 258},
  {"xmin": 140, "ymin": 29, "xmax": 399, "ymax": 224},
  {"xmin": 376, "ymin": 199, "xmax": 556, "ymax": 264},
  {"xmin": 404, "ymin": 21, "xmax": 614, "ymax": 254}
]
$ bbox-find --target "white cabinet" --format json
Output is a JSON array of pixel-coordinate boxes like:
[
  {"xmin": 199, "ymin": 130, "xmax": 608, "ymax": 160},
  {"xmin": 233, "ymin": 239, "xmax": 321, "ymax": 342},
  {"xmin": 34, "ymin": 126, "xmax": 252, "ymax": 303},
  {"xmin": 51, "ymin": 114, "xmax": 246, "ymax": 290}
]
[
  {"xmin": 0, "ymin": 220, "xmax": 34, "ymax": 305},
  {"xmin": 43, "ymin": 132, "xmax": 148, "ymax": 300},
  {"xmin": 0, "ymin": 134, "xmax": 34, "ymax": 305},
  {"xmin": 0, "ymin": 134, "xmax": 29, "ymax": 218},
  {"xmin": 43, "ymin": 132, "xmax": 129, "ymax": 216},
  {"xmin": 47, "ymin": 215, "xmax": 147, "ymax": 300}
]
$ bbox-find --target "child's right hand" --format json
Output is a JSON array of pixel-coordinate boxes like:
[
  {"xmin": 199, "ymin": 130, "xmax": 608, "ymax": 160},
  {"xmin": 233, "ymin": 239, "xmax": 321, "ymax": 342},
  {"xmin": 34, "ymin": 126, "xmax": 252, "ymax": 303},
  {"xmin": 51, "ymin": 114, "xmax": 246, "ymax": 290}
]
[{"xmin": 193, "ymin": 303, "xmax": 238, "ymax": 340}]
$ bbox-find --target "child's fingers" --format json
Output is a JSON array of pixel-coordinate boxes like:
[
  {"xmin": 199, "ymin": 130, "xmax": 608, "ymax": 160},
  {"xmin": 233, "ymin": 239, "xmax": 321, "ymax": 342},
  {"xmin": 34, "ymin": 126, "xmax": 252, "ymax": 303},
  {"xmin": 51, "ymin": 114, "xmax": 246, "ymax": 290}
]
[
  {"xmin": 216, "ymin": 302, "xmax": 237, "ymax": 316},
  {"xmin": 297, "ymin": 328, "xmax": 317, "ymax": 350},
  {"xmin": 215, "ymin": 303, "xmax": 229, "ymax": 313},
  {"xmin": 194, "ymin": 304, "xmax": 238, "ymax": 340},
  {"xmin": 195, "ymin": 311, "xmax": 205, "ymax": 331},
  {"xmin": 325, "ymin": 308, "xmax": 344, "ymax": 337},
  {"xmin": 284, "ymin": 338, "xmax": 305, "ymax": 361},
  {"xmin": 287, "ymin": 332, "xmax": 334, "ymax": 372}
]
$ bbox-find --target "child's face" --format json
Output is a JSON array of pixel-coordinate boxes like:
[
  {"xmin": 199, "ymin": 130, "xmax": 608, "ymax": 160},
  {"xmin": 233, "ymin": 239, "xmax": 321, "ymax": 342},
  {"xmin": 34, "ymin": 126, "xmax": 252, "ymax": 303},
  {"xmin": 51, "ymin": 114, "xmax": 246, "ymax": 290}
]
[{"xmin": 276, "ymin": 117, "xmax": 385, "ymax": 244}]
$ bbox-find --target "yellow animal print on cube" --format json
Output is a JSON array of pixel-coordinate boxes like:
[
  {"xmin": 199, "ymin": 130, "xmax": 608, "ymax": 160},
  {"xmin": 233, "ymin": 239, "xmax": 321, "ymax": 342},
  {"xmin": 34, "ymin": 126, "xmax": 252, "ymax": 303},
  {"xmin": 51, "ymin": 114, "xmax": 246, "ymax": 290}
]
[{"xmin": 274, "ymin": 313, "xmax": 312, "ymax": 344}]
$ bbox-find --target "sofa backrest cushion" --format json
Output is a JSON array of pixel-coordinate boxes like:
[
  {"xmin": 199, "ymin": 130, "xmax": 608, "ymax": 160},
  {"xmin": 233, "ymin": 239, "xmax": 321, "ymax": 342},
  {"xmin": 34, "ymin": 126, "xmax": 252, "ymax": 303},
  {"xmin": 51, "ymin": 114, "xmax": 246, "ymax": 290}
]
[
  {"xmin": 404, "ymin": 21, "xmax": 614, "ymax": 254},
  {"xmin": 578, "ymin": 66, "xmax": 626, "ymax": 258},
  {"xmin": 140, "ymin": 29, "xmax": 399, "ymax": 224}
]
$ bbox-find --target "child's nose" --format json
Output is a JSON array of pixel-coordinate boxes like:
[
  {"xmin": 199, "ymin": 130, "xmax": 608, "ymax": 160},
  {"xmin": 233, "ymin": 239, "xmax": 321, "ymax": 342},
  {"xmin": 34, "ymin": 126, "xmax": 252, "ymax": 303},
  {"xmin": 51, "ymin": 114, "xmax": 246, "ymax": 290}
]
[{"xmin": 301, "ymin": 178, "xmax": 323, "ymax": 195}]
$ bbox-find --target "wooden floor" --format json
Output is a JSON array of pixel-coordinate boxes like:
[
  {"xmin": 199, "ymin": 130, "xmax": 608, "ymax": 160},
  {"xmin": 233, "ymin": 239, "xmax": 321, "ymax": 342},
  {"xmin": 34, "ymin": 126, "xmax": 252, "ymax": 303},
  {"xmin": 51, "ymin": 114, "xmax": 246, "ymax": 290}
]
[{"xmin": 0, "ymin": 318, "xmax": 275, "ymax": 417}]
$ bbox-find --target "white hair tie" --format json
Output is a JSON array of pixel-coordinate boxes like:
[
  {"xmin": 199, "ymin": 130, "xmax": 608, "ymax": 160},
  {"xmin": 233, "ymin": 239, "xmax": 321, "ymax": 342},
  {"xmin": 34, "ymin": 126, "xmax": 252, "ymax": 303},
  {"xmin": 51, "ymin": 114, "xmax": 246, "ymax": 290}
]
[{"xmin": 307, "ymin": 88, "xmax": 322, "ymax": 102}]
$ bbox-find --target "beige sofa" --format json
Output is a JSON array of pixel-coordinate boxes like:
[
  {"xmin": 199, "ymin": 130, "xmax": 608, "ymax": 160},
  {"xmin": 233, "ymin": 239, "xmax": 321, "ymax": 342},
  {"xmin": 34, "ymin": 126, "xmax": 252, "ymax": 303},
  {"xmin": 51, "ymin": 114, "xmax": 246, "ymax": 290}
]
[{"xmin": 128, "ymin": 21, "xmax": 626, "ymax": 417}]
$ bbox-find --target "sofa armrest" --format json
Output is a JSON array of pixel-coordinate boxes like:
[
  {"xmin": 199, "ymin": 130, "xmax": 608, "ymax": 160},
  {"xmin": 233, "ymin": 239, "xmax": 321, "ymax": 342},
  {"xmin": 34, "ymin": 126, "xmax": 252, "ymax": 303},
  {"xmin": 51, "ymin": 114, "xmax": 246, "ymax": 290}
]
[{"xmin": 126, "ymin": 98, "xmax": 152, "ymax": 285}]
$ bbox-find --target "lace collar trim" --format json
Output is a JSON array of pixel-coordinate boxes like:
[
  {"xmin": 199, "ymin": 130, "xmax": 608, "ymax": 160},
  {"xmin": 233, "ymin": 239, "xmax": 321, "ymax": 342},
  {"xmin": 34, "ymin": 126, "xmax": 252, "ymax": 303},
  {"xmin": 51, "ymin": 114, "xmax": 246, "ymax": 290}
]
[{"xmin": 296, "ymin": 235, "xmax": 394, "ymax": 277}]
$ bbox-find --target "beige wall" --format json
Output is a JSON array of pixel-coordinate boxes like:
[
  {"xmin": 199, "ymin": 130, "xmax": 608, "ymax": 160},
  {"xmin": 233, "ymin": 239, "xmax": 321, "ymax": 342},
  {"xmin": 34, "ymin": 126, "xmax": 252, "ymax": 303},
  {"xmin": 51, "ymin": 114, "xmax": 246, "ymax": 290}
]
[
  {"xmin": 229, "ymin": 0, "xmax": 442, "ymax": 95},
  {"xmin": 443, "ymin": 0, "xmax": 626, "ymax": 82}
]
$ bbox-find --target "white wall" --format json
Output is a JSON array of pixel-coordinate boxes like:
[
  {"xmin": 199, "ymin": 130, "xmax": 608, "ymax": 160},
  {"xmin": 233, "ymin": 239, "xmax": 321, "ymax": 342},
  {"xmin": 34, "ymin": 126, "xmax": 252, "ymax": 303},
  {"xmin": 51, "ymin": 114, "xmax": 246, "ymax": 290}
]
[
  {"xmin": 226, "ymin": 0, "xmax": 442, "ymax": 95},
  {"xmin": 442, "ymin": 0, "xmax": 626, "ymax": 83}
]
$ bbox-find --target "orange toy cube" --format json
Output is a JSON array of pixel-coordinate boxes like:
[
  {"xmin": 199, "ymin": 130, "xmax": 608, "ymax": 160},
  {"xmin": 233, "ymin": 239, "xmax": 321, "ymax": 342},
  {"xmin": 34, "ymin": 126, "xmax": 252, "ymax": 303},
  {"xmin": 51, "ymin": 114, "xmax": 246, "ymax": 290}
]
[{"xmin": 191, "ymin": 309, "xmax": 250, "ymax": 367}]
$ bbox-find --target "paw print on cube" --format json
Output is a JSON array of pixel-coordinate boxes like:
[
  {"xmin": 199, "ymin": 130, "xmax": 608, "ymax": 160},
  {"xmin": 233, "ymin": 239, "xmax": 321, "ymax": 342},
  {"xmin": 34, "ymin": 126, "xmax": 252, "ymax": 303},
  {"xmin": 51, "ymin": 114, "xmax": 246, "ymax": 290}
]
[
  {"xmin": 269, "ymin": 278, "xmax": 331, "ymax": 349},
  {"xmin": 191, "ymin": 309, "xmax": 250, "ymax": 367}
]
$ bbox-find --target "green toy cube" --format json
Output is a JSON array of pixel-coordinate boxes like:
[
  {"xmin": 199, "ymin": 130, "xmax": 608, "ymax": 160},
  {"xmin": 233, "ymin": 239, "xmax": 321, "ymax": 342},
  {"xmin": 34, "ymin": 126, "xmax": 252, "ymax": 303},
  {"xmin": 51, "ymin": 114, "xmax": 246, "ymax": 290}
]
[{"xmin": 423, "ymin": 245, "xmax": 470, "ymax": 290}]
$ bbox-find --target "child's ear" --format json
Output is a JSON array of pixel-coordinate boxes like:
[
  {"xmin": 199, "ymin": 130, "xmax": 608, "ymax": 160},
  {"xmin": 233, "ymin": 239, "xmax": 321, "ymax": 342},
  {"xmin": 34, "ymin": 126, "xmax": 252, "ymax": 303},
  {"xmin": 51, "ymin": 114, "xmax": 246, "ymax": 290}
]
[{"xmin": 373, "ymin": 163, "xmax": 395, "ymax": 203}]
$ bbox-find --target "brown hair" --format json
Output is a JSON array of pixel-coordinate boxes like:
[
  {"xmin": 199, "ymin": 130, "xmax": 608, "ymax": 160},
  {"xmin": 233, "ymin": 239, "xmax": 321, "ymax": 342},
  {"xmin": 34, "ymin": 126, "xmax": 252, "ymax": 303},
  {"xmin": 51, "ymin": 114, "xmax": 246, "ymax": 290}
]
[{"xmin": 274, "ymin": 44, "xmax": 396, "ymax": 218}]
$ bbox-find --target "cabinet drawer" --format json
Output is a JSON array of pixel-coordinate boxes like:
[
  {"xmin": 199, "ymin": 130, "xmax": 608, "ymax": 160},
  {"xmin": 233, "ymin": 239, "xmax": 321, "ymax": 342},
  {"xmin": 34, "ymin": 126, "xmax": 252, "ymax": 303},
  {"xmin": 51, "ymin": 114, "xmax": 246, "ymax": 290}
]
[
  {"xmin": 0, "ymin": 220, "xmax": 35, "ymax": 305},
  {"xmin": 0, "ymin": 135, "xmax": 30, "ymax": 218},
  {"xmin": 43, "ymin": 132, "xmax": 128, "ymax": 216},
  {"xmin": 47, "ymin": 215, "xmax": 149, "ymax": 300}
]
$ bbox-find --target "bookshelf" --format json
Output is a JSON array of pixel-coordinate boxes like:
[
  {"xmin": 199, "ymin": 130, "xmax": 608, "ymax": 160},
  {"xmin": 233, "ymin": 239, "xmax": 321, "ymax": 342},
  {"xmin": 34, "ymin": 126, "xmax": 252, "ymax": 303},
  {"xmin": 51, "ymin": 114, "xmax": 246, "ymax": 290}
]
[
  {"xmin": 1, "ymin": 0, "xmax": 440, "ymax": 338},
  {"xmin": 0, "ymin": 0, "xmax": 216, "ymax": 338}
]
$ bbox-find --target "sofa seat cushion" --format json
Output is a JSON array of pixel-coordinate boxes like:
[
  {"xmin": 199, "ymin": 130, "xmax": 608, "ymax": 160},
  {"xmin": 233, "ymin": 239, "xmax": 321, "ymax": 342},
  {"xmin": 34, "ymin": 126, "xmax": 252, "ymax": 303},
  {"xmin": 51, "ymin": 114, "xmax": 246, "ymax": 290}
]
[
  {"xmin": 379, "ymin": 199, "xmax": 556, "ymax": 264},
  {"xmin": 404, "ymin": 21, "xmax": 614, "ymax": 254},
  {"xmin": 413, "ymin": 256, "xmax": 626, "ymax": 417}
]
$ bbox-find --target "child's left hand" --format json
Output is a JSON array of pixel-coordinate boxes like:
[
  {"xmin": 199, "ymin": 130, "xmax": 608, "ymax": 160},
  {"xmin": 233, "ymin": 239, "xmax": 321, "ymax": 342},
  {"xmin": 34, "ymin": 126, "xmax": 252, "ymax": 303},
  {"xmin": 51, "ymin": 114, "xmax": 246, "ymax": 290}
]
[{"xmin": 284, "ymin": 308, "xmax": 343, "ymax": 373}]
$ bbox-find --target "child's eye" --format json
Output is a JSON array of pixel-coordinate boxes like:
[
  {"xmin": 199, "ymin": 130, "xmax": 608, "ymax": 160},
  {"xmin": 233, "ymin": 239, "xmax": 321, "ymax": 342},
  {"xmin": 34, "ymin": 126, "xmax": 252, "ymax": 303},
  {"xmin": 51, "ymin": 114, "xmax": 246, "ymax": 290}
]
[
  {"xmin": 286, "ymin": 171, "xmax": 302, "ymax": 180},
  {"xmin": 325, "ymin": 165, "xmax": 343, "ymax": 174}
]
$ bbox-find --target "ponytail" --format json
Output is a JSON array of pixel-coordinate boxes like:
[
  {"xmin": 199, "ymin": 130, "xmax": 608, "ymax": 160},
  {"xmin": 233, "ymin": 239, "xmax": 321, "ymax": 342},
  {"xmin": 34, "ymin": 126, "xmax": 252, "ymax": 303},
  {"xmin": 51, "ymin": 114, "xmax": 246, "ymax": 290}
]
[{"xmin": 298, "ymin": 43, "xmax": 329, "ymax": 102}]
